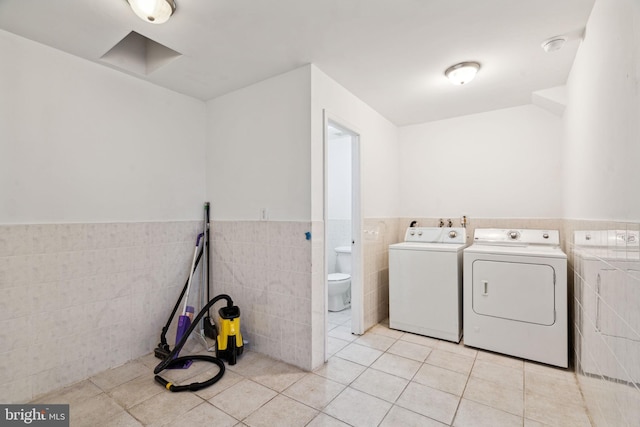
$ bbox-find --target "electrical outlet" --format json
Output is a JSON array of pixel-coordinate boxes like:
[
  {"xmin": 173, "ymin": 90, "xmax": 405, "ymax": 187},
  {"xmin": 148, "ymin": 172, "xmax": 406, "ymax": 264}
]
[{"xmin": 260, "ymin": 208, "xmax": 269, "ymax": 221}]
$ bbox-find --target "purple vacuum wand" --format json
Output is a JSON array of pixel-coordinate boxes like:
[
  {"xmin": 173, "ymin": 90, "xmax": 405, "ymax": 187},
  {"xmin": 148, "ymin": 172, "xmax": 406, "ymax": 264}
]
[{"xmin": 172, "ymin": 233, "xmax": 204, "ymax": 367}]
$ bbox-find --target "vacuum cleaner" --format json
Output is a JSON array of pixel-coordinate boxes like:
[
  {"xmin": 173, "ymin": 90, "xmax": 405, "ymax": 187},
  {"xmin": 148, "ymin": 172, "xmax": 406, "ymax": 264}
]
[
  {"xmin": 153, "ymin": 292, "xmax": 236, "ymax": 392},
  {"xmin": 153, "ymin": 205, "xmax": 244, "ymax": 392}
]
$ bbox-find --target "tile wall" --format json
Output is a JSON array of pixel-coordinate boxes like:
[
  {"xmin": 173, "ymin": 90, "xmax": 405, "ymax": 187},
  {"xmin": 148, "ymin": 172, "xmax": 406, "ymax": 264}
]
[
  {"xmin": 310, "ymin": 221, "xmax": 325, "ymax": 369},
  {"xmin": 210, "ymin": 216, "xmax": 406, "ymax": 368},
  {"xmin": 10, "ymin": 215, "xmax": 637, "ymax": 423},
  {"xmin": 326, "ymin": 219, "xmax": 351, "ymax": 274},
  {"xmin": 0, "ymin": 221, "xmax": 203, "ymax": 403},
  {"xmin": 564, "ymin": 219, "xmax": 640, "ymax": 426},
  {"xmin": 210, "ymin": 221, "xmax": 318, "ymax": 371},
  {"xmin": 362, "ymin": 218, "xmax": 401, "ymax": 331}
]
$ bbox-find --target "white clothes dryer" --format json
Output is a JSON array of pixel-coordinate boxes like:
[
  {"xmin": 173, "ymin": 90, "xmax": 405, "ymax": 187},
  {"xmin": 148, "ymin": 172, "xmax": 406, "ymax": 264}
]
[
  {"xmin": 464, "ymin": 228, "xmax": 568, "ymax": 368},
  {"xmin": 389, "ymin": 227, "xmax": 467, "ymax": 342}
]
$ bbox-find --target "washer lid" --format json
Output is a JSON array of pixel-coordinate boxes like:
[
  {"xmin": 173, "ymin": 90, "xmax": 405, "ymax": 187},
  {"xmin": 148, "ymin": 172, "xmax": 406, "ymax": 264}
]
[{"xmin": 328, "ymin": 273, "xmax": 350, "ymax": 281}]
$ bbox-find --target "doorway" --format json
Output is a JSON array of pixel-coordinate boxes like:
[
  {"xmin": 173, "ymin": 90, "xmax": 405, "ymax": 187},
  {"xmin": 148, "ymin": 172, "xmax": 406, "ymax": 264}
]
[{"xmin": 324, "ymin": 115, "xmax": 363, "ymax": 361}]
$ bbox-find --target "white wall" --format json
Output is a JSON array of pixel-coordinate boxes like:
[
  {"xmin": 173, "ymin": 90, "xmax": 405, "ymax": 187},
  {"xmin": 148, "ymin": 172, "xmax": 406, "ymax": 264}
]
[
  {"xmin": 310, "ymin": 66, "xmax": 400, "ymax": 221},
  {"xmin": 563, "ymin": 0, "xmax": 640, "ymax": 221},
  {"xmin": 398, "ymin": 104, "xmax": 563, "ymax": 219},
  {"xmin": 0, "ymin": 30, "xmax": 208, "ymax": 402},
  {"xmin": 0, "ymin": 30, "xmax": 206, "ymax": 224},
  {"xmin": 327, "ymin": 134, "xmax": 352, "ymax": 273},
  {"xmin": 205, "ymin": 66, "xmax": 312, "ymax": 221},
  {"xmin": 206, "ymin": 64, "xmax": 399, "ymax": 223},
  {"xmin": 327, "ymin": 135, "xmax": 352, "ymax": 220},
  {"xmin": 311, "ymin": 66, "xmax": 401, "ymax": 333}
]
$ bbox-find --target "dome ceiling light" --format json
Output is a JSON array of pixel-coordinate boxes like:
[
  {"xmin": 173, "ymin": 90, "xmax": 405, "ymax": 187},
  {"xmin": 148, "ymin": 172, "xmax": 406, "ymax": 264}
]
[
  {"xmin": 445, "ymin": 62, "xmax": 481, "ymax": 85},
  {"xmin": 127, "ymin": 0, "xmax": 176, "ymax": 24}
]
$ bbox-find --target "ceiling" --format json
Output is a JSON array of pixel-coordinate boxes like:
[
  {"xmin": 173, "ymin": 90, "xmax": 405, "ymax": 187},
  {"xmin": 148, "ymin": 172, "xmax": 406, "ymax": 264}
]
[{"xmin": 0, "ymin": 0, "xmax": 595, "ymax": 126}]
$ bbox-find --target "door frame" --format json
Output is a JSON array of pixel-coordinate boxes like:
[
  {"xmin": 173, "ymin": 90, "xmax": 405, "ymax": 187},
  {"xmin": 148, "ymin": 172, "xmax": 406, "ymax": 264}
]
[{"xmin": 323, "ymin": 110, "xmax": 364, "ymax": 361}]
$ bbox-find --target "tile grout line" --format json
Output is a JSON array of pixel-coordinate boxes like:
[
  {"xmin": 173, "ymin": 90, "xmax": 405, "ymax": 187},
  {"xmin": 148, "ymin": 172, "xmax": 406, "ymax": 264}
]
[
  {"xmin": 363, "ymin": 329, "xmax": 405, "ymax": 426},
  {"xmin": 315, "ymin": 324, "xmax": 402, "ymax": 425},
  {"xmin": 379, "ymin": 336, "xmax": 439, "ymax": 426},
  {"xmin": 521, "ymin": 359, "xmax": 525, "ymax": 427},
  {"xmin": 30, "ymin": 318, "xmax": 592, "ymax": 427},
  {"xmin": 331, "ymin": 325, "xmax": 456, "ymax": 426},
  {"xmin": 317, "ymin": 329, "xmax": 391, "ymax": 421},
  {"xmin": 448, "ymin": 343, "xmax": 478, "ymax": 426}
]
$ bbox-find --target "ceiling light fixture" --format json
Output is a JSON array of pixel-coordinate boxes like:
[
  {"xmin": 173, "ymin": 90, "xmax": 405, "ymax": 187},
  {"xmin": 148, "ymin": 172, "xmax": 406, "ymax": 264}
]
[
  {"xmin": 445, "ymin": 62, "xmax": 480, "ymax": 85},
  {"xmin": 541, "ymin": 36, "xmax": 567, "ymax": 53},
  {"xmin": 127, "ymin": 0, "xmax": 176, "ymax": 24}
]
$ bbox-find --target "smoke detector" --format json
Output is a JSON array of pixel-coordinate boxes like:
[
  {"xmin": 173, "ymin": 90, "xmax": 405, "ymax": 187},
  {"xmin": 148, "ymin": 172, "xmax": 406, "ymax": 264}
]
[{"xmin": 541, "ymin": 36, "xmax": 567, "ymax": 53}]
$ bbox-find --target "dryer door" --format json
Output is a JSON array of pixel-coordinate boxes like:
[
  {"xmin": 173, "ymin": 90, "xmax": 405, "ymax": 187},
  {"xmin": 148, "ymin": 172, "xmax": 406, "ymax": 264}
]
[{"xmin": 472, "ymin": 260, "xmax": 556, "ymax": 325}]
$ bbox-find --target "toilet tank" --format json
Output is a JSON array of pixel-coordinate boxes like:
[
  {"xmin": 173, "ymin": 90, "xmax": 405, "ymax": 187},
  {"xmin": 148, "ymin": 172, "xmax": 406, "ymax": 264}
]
[{"xmin": 335, "ymin": 246, "xmax": 352, "ymax": 274}]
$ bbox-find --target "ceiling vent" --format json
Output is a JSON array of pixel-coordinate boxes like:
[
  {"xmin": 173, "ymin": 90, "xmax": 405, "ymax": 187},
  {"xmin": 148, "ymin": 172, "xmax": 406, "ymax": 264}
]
[{"xmin": 101, "ymin": 31, "xmax": 181, "ymax": 75}]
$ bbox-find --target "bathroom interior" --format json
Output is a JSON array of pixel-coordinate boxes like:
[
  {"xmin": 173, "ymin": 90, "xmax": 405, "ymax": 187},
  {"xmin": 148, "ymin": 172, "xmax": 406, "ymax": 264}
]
[
  {"xmin": 326, "ymin": 123, "xmax": 354, "ymax": 327},
  {"xmin": 1, "ymin": 0, "xmax": 639, "ymax": 426}
]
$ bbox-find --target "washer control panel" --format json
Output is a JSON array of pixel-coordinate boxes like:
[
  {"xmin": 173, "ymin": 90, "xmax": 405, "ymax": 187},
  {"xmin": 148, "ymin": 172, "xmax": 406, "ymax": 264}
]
[{"xmin": 405, "ymin": 227, "xmax": 466, "ymax": 244}]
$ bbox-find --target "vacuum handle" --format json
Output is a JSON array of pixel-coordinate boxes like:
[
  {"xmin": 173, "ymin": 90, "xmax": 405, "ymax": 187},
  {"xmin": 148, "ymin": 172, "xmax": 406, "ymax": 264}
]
[
  {"xmin": 182, "ymin": 233, "xmax": 205, "ymax": 315},
  {"xmin": 160, "ymin": 247, "xmax": 203, "ymax": 347}
]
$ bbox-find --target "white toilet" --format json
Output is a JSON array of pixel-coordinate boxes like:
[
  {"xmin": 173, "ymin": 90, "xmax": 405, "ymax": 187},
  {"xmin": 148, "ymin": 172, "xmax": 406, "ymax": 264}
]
[{"xmin": 328, "ymin": 246, "xmax": 351, "ymax": 312}]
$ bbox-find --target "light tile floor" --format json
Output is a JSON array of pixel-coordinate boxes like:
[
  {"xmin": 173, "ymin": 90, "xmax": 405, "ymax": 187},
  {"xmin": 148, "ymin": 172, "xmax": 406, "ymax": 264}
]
[{"xmin": 31, "ymin": 310, "xmax": 593, "ymax": 426}]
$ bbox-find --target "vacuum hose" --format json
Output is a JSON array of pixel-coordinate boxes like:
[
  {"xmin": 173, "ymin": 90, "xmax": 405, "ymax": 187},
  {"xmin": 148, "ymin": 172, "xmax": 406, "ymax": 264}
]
[{"xmin": 153, "ymin": 294, "xmax": 234, "ymax": 392}]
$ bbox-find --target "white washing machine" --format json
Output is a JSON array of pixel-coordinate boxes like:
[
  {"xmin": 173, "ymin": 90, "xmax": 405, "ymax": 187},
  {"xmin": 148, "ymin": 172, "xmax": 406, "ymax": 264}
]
[
  {"xmin": 389, "ymin": 227, "xmax": 467, "ymax": 342},
  {"xmin": 464, "ymin": 228, "xmax": 567, "ymax": 368}
]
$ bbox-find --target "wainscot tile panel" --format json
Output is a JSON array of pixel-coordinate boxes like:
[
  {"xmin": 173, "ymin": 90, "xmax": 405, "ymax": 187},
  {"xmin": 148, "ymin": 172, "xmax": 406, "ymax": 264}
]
[
  {"xmin": 211, "ymin": 221, "xmax": 316, "ymax": 370},
  {"xmin": 362, "ymin": 218, "xmax": 401, "ymax": 331},
  {"xmin": 0, "ymin": 221, "xmax": 203, "ymax": 403}
]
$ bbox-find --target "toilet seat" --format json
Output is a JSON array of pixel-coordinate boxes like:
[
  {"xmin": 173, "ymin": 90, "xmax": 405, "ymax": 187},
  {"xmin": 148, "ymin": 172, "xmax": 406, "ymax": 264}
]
[
  {"xmin": 328, "ymin": 273, "xmax": 350, "ymax": 281},
  {"xmin": 328, "ymin": 273, "xmax": 351, "ymax": 312}
]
